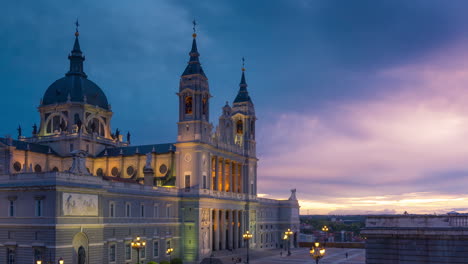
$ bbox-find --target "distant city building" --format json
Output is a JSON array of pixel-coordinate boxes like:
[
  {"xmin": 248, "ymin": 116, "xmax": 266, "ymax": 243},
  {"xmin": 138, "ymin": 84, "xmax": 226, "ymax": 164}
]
[
  {"xmin": 0, "ymin": 26, "xmax": 299, "ymax": 264},
  {"xmin": 362, "ymin": 215, "xmax": 468, "ymax": 264}
]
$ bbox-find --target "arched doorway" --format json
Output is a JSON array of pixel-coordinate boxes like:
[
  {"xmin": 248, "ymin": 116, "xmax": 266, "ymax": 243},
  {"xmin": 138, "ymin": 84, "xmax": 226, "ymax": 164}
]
[
  {"xmin": 72, "ymin": 232, "xmax": 89, "ymax": 264},
  {"xmin": 78, "ymin": 246, "xmax": 86, "ymax": 264}
]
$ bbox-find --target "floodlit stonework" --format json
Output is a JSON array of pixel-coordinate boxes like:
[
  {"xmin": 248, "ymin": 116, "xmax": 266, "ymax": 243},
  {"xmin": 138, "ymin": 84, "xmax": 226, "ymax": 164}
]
[
  {"xmin": 362, "ymin": 214, "xmax": 468, "ymax": 264},
  {"xmin": 0, "ymin": 28, "xmax": 300, "ymax": 264}
]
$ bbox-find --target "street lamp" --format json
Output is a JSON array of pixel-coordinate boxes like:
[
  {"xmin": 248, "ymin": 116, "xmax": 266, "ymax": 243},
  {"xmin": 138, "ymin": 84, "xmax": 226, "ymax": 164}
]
[
  {"xmin": 58, "ymin": 257, "xmax": 64, "ymax": 264},
  {"xmin": 166, "ymin": 247, "xmax": 174, "ymax": 262},
  {"xmin": 242, "ymin": 230, "xmax": 253, "ymax": 264},
  {"xmin": 310, "ymin": 242, "xmax": 326, "ymax": 264},
  {"xmin": 131, "ymin": 236, "xmax": 146, "ymax": 264},
  {"xmin": 321, "ymin": 225, "xmax": 329, "ymax": 244},
  {"xmin": 284, "ymin": 228, "xmax": 294, "ymax": 256},
  {"xmin": 36, "ymin": 260, "xmax": 42, "ymax": 264}
]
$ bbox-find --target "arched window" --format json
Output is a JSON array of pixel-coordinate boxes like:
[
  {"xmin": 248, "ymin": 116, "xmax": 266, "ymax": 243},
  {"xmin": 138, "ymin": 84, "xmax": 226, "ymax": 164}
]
[
  {"xmin": 87, "ymin": 118, "xmax": 105, "ymax": 137},
  {"xmin": 46, "ymin": 114, "xmax": 67, "ymax": 134},
  {"xmin": 111, "ymin": 167, "xmax": 119, "ymax": 177},
  {"xmin": 96, "ymin": 168, "xmax": 104, "ymax": 177},
  {"xmin": 185, "ymin": 96, "xmax": 193, "ymax": 114},
  {"xmin": 236, "ymin": 120, "xmax": 243, "ymax": 134},
  {"xmin": 202, "ymin": 97, "xmax": 207, "ymax": 115},
  {"xmin": 13, "ymin": 162, "xmax": 22, "ymax": 172},
  {"xmin": 34, "ymin": 164, "xmax": 42, "ymax": 173}
]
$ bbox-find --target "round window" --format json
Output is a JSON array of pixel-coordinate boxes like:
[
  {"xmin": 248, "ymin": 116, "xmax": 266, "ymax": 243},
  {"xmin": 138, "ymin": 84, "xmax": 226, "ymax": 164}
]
[
  {"xmin": 111, "ymin": 167, "xmax": 119, "ymax": 177},
  {"xmin": 159, "ymin": 164, "xmax": 168, "ymax": 174},
  {"xmin": 96, "ymin": 168, "xmax": 104, "ymax": 177},
  {"xmin": 127, "ymin": 166, "xmax": 135, "ymax": 176},
  {"xmin": 34, "ymin": 164, "xmax": 42, "ymax": 173},
  {"xmin": 13, "ymin": 162, "xmax": 22, "ymax": 172}
]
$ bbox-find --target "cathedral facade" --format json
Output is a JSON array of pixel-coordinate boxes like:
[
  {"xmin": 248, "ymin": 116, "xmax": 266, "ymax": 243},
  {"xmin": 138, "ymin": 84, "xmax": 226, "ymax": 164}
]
[{"xmin": 0, "ymin": 27, "xmax": 299, "ymax": 264}]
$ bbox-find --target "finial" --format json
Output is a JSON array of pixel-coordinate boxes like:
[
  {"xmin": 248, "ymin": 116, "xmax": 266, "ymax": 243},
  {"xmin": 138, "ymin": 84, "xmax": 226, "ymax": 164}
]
[
  {"xmin": 75, "ymin": 18, "xmax": 80, "ymax": 37},
  {"xmin": 192, "ymin": 19, "xmax": 197, "ymax": 38},
  {"xmin": 242, "ymin": 57, "xmax": 246, "ymax": 72}
]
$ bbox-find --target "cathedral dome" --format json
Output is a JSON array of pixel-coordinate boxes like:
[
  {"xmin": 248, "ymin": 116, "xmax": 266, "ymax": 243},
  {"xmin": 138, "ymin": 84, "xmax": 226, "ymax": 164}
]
[
  {"xmin": 42, "ymin": 75, "xmax": 109, "ymax": 110},
  {"xmin": 41, "ymin": 30, "xmax": 109, "ymax": 110}
]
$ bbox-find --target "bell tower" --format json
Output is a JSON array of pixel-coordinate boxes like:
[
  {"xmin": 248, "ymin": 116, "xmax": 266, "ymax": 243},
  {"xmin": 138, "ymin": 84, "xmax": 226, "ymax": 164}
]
[
  {"xmin": 177, "ymin": 21, "xmax": 212, "ymax": 143},
  {"xmin": 231, "ymin": 60, "xmax": 256, "ymax": 156}
]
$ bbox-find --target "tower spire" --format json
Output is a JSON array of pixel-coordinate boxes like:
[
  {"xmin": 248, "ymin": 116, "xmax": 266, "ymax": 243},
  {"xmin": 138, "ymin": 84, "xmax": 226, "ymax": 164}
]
[
  {"xmin": 182, "ymin": 20, "xmax": 206, "ymax": 77},
  {"xmin": 234, "ymin": 57, "xmax": 252, "ymax": 104},
  {"xmin": 67, "ymin": 19, "xmax": 86, "ymax": 77}
]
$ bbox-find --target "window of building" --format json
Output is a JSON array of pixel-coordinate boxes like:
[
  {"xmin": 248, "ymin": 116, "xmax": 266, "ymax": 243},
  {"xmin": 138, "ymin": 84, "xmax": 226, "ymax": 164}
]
[
  {"xmin": 140, "ymin": 204, "xmax": 145, "ymax": 218},
  {"xmin": 34, "ymin": 164, "xmax": 42, "ymax": 173},
  {"xmin": 87, "ymin": 118, "xmax": 105, "ymax": 137},
  {"xmin": 202, "ymin": 175, "xmax": 207, "ymax": 189},
  {"xmin": 96, "ymin": 168, "xmax": 104, "ymax": 176},
  {"xmin": 13, "ymin": 162, "xmax": 21, "ymax": 172},
  {"xmin": 125, "ymin": 242, "xmax": 131, "ymax": 260},
  {"xmin": 70, "ymin": 143, "xmax": 74, "ymax": 152},
  {"xmin": 185, "ymin": 175, "xmax": 190, "ymax": 189},
  {"xmin": 153, "ymin": 241, "xmax": 159, "ymax": 257},
  {"xmin": 154, "ymin": 205, "xmax": 159, "ymax": 218},
  {"xmin": 202, "ymin": 97, "xmax": 208, "ymax": 115},
  {"xmin": 236, "ymin": 120, "xmax": 243, "ymax": 134},
  {"xmin": 7, "ymin": 248, "xmax": 15, "ymax": 264},
  {"xmin": 126, "ymin": 203, "xmax": 131, "ymax": 217},
  {"xmin": 166, "ymin": 206, "xmax": 171, "ymax": 218},
  {"xmin": 185, "ymin": 96, "xmax": 193, "ymax": 114},
  {"xmin": 35, "ymin": 199, "xmax": 43, "ymax": 217},
  {"xmin": 111, "ymin": 167, "xmax": 119, "ymax": 177},
  {"xmin": 46, "ymin": 114, "xmax": 66, "ymax": 134},
  {"xmin": 109, "ymin": 202, "xmax": 115, "ymax": 217},
  {"xmin": 109, "ymin": 243, "xmax": 116, "ymax": 262},
  {"xmin": 140, "ymin": 244, "xmax": 146, "ymax": 259},
  {"xmin": 8, "ymin": 200, "xmax": 15, "ymax": 217}
]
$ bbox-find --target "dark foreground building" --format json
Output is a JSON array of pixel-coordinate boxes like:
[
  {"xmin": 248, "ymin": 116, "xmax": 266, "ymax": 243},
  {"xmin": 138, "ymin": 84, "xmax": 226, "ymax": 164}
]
[{"xmin": 362, "ymin": 214, "xmax": 468, "ymax": 264}]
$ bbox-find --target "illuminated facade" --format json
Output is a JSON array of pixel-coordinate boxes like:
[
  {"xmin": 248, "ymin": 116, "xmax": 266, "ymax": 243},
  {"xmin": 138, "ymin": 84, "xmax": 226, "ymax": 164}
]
[{"xmin": 0, "ymin": 28, "xmax": 299, "ymax": 264}]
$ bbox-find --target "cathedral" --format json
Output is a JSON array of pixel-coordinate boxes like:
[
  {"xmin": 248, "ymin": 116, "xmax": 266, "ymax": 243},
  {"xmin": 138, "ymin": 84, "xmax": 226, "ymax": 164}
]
[{"xmin": 0, "ymin": 24, "xmax": 299, "ymax": 264}]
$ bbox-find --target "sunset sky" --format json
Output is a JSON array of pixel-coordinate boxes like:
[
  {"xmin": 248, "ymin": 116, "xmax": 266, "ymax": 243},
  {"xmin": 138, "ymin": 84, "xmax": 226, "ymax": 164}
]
[{"xmin": 2, "ymin": 0, "xmax": 468, "ymax": 214}]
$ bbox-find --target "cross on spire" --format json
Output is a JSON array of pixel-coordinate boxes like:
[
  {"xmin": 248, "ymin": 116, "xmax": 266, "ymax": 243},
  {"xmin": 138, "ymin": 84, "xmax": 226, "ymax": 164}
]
[
  {"xmin": 75, "ymin": 18, "xmax": 80, "ymax": 36},
  {"xmin": 242, "ymin": 57, "xmax": 246, "ymax": 71},
  {"xmin": 192, "ymin": 19, "xmax": 197, "ymax": 33}
]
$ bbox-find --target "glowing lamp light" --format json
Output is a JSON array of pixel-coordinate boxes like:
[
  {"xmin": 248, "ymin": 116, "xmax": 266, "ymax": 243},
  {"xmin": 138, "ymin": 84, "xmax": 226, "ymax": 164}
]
[
  {"xmin": 58, "ymin": 258, "xmax": 64, "ymax": 264},
  {"xmin": 36, "ymin": 261, "xmax": 42, "ymax": 264}
]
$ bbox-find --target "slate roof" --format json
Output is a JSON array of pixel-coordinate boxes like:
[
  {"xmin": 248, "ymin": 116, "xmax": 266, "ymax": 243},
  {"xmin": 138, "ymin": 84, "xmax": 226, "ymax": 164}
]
[
  {"xmin": 41, "ymin": 34, "xmax": 109, "ymax": 110},
  {"xmin": 182, "ymin": 38, "xmax": 207, "ymax": 78},
  {"xmin": 0, "ymin": 138, "xmax": 58, "ymax": 155},
  {"xmin": 96, "ymin": 143, "xmax": 175, "ymax": 157},
  {"xmin": 234, "ymin": 71, "xmax": 253, "ymax": 104}
]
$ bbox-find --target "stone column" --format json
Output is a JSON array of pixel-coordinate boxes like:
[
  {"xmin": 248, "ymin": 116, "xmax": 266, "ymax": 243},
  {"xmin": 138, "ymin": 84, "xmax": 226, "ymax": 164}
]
[
  {"xmin": 233, "ymin": 210, "xmax": 239, "ymax": 249},
  {"xmin": 224, "ymin": 159, "xmax": 229, "ymax": 192},
  {"xmin": 220, "ymin": 210, "xmax": 225, "ymax": 250},
  {"xmin": 228, "ymin": 210, "xmax": 234, "ymax": 250},
  {"xmin": 237, "ymin": 164, "xmax": 244, "ymax": 193},
  {"xmin": 231, "ymin": 162, "xmax": 236, "ymax": 193},
  {"xmin": 214, "ymin": 156, "xmax": 219, "ymax": 191},
  {"xmin": 221, "ymin": 158, "xmax": 225, "ymax": 192},
  {"xmin": 214, "ymin": 209, "xmax": 219, "ymax": 251}
]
